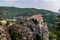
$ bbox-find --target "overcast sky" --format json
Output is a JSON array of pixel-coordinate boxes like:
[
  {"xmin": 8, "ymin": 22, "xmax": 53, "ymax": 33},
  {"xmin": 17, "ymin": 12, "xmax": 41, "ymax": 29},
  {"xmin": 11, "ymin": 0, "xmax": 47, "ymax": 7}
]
[{"xmin": 0, "ymin": 0, "xmax": 60, "ymax": 12}]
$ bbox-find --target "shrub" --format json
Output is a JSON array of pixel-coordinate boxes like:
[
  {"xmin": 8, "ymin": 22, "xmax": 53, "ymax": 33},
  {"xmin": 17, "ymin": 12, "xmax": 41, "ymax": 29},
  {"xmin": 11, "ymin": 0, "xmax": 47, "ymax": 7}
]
[
  {"xmin": 0, "ymin": 22, "xmax": 2, "ymax": 25},
  {"xmin": 6, "ymin": 21, "xmax": 10, "ymax": 26}
]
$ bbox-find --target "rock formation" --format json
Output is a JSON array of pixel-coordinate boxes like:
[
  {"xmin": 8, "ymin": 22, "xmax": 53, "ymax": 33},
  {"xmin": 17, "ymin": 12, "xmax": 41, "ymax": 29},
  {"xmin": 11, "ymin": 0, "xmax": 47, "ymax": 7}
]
[
  {"xmin": 0, "ymin": 14, "xmax": 49, "ymax": 40},
  {"xmin": 0, "ymin": 26, "xmax": 11, "ymax": 40}
]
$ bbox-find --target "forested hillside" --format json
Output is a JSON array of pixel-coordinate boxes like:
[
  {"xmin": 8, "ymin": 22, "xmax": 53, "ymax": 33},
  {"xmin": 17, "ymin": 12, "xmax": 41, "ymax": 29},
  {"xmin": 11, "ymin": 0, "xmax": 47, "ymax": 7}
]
[
  {"xmin": 0, "ymin": 7, "xmax": 59, "ymax": 40},
  {"xmin": 0, "ymin": 7, "xmax": 57, "ymax": 24}
]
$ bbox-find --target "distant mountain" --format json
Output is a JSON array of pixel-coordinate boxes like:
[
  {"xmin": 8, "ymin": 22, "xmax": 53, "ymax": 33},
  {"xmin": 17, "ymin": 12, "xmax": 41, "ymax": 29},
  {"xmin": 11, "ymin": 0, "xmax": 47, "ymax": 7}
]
[
  {"xmin": 54, "ymin": 12, "xmax": 60, "ymax": 16},
  {"xmin": 0, "ymin": 6, "xmax": 57, "ymax": 25}
]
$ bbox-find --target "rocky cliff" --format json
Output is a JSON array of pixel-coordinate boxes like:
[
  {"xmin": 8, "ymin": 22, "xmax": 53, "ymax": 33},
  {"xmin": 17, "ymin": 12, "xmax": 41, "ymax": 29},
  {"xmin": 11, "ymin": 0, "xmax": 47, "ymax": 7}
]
[{"xmin": 0, "ymin": 14, "xmax": 49, "ymax": 40}]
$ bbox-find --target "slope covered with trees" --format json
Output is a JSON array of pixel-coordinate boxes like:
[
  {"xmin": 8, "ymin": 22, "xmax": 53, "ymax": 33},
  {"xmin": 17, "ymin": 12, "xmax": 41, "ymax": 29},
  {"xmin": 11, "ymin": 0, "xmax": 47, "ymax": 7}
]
[
  {"xmin": 0, "ymin": 7, "xmax": 57, "ymax": 24},
  {"xmin": 0, "ymin": 6, "xmax": 59, "ymax": 40}
]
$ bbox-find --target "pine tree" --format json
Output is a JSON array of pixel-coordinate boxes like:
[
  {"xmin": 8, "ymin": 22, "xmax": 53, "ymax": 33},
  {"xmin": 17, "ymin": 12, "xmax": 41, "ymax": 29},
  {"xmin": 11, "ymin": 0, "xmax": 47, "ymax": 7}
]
[{"xmin": 56, "ymin": 15, "xmax": 60, "ymax": 40}]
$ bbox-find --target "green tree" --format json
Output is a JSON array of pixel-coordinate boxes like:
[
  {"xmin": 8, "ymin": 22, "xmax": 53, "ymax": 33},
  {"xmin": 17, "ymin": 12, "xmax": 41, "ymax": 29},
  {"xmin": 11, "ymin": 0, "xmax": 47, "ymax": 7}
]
[
  {"xmin": 0, "ymin": 22, "xmax": 2, "ymax": 25},
  {"xmin": 56, "ymin": 15, "xmax": 60, "ymax": 40},
  {"xmin": 49, "ymin": 32, "xmax": 57, "ymax": 40},
  {"xmin": 6, "ymin": 21, "xmax": 10, "ymax": 26}
]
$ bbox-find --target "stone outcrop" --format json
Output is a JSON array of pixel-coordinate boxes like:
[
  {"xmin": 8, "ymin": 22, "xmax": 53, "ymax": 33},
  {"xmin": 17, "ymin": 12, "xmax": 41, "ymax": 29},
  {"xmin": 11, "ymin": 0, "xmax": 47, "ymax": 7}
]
[
  {"xmin": 0, "ymin": 26, "xmax": 11, "ymax": 40},
  {"xmin": 28, "ymin": 14, "xmax": 49, "ymax": 40},
  {"xmin": 8, "ymin": 24, "xmax": 34, "ymax": 40},
  {"xmin": 0, "ymin": 14, "xmax": 49, "ymax": 40},
  {"xmin": 16, "ymin": 14, "xmax": 49, "ymax": 40}
]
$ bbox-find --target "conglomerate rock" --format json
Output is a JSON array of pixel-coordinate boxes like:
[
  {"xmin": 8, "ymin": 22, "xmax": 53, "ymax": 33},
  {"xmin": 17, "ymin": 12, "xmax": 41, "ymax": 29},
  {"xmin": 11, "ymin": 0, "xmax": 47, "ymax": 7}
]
[
  {"xmin": 0, "ymin": 14, "xmax": 49, "ymax": 40},
  {"xmin": 0, "ymin": 26, "xmax": 11, "ymax": 40}
]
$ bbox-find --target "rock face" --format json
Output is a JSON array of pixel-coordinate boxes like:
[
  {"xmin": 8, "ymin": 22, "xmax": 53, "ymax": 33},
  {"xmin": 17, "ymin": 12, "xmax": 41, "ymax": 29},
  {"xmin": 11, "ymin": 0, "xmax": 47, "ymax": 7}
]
[
  {"xmin": 0, "ymin": 27, "xmax": 11, "ymax": 40},
  {"xmin": 8, "ymin": 24, "xmax": 34, "ymax": 40},
  {"xmin": 28, "ymin": 14, "xmax": 49, "ymax": 40},
  {"xmin": 0, "ymin": 14, "xmax": 49, "ymax": 40}
]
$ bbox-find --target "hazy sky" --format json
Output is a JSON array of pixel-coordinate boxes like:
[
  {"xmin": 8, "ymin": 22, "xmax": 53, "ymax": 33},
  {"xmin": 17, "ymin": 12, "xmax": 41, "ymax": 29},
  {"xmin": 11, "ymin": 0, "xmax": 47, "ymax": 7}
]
[{"xmin": 0, "ymin": 0, "xmax": 60, "ymax": 12}]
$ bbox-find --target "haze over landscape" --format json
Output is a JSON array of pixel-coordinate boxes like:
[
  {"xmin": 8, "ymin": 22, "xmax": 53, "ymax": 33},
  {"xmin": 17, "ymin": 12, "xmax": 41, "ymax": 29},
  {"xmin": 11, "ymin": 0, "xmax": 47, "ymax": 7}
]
[
  {"xmin": 0, "ymin": 0, "xmax": 60, "ymax": 12},
  {"xmin": 0, "ymin": 0, "xmax": 60, "ymax": 40}
]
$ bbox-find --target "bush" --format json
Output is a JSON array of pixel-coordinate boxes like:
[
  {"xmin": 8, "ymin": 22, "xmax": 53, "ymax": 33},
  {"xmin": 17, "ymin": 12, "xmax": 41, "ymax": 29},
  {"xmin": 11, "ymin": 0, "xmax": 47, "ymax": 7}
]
[
  {"xmin": 49, "ymin": 32, "xmax": 57, "ymax": 40},
  {"xmin": 0, "ymin": 22, "xmax": 2, "ymax": 25},
  {"xmin": 6, "ymin": 21, "xmax": 10, "ymax": 26},
  {"xmin": 31, "ymin": 19, "xmax": 38, "ymax": 25},
  {"xmin": 11, "ymin": 31, "xmax": 18, "ymax": 40}
]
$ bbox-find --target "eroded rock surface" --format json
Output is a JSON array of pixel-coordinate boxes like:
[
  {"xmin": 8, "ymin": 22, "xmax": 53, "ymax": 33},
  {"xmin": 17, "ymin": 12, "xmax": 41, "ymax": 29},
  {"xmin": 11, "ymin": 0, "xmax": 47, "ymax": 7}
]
[{"xmin": 0, "ymin": 14, "xmax": 49, "ymax": 40}]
